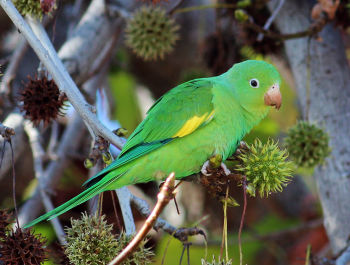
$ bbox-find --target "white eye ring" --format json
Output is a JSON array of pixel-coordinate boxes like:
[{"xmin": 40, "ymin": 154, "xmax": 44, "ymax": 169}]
[{"xmin": 249, "ymin": 78, "xmax": 259, "ymax": 88}]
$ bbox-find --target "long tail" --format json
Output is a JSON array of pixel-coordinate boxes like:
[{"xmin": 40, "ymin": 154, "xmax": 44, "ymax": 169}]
[{"xmin": 24, "ymin": 177, "xmax": 114, "ymax": 228}]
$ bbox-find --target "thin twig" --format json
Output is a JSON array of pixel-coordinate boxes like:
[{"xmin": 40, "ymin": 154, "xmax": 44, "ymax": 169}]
[
  {"xmin": 23, "ymin": 121, "xmax": 66, "ymax": 244},
  {"xmin": 245, "ymin": 15, "xmax": 328, "ymax": 41},
  {"xmin": 108, "ymin": 173, "xmax": 176, "ymax": 265},
  {"xmin": 130, "ymin": 192, "xmax": 206, "ymax": 241},
  {"xmin": 17, "ymin": 112, "xmax": 85, "ymax": 226},
  {"xmin": 238, "ymin": 176, "xmax": 247, "ymax": 265},
  {"xmin": 305, "ymin": 244, "xmax": 311, "ymax": 265},
  {"xmin": 257, "ymin": 0, "xmax": 285, "ymax": 41},
  {"xmin": 110, "ymin": 190, "xmax": 122, "ymax": 231},
  {"xmin": 9, "ymin": 140, "xmax": 19, "ymax": 227},
  {"xmin": 224, "ymin": 185, "xmax": 229, "ymax": 262},
  {"xmin": 168, "ymin": 0, "xmax": 185, "ymax": 15},
  {"xmin": 0, "ymin": 0, "xmax": 124, "ymax": 149},
  {"xmin": 173, "ymin": 3, "xmax": 236, "ymax": 14}
]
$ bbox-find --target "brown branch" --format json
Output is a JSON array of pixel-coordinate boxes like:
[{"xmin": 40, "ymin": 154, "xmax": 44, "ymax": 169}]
[
  {"xmin": 257, "ymin": 0, "xmax": 285, "ymax": 41},
  {"xmin": 245, "ymin": 15, "xmax": 328, "ymax": 41},
  {"xmin": 130, "ymin": 192, "xmax": 206, "ymax": 242},
  {"xmin": 108, "ymin": 173, "xmax": 176, "ymax": 265},
  {"xmin": 172, "ymin": 3, "xmax": 237, "ymax": 15}
]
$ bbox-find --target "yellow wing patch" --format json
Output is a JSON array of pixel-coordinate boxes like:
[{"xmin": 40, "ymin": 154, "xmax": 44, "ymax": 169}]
[{"xmin": 173, "ymin": 110, "xmax": 215, "ymax": 138}]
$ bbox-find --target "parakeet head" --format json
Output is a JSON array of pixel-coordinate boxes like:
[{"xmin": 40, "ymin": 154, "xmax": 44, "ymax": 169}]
[{"xmin": 226, "ymin": 60, "xmax": 282, "ymax": 115}]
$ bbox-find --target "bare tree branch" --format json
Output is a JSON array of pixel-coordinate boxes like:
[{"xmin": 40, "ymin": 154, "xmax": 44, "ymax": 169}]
[
  {"xmin": 108, "ymin": 173, "xmax": 176, "ymax": 265},
  {"xmin": 17, "ymin": 112, "xmax": 85, "ymax": 226},
  {"xmin": 1, "ymin": 0, "xmax": 127, "ymax": 179},
  {"xmin": 0, "ymin": 0, "xmax": 124, "ymax": 149},
  {"xmin": 245, "ymin": 15, "xmax": 328, "ymax": 41},
  {"xmin": 130, "ymin": 188, "xmax": 206, "ymax": 242},
  {"xmin": 23, "ymin": 121, "xmax": 66, "ymax": 245},
  {"xmin": 257, "ymin": 0, "xmax": 285, "ymax": 41},
  {"xmin": 0, "ymin": 113, "xmax": 25, "ymax": 180},
  {"xmin": 115, "ymin": 187, "xmax": 136, "ymax": 236}
]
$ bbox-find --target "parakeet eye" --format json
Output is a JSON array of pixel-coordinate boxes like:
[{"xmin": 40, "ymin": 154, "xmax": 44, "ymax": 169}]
[{"xmin": 250, "ymin": 79, "xmax": 259, "ymax": 88}]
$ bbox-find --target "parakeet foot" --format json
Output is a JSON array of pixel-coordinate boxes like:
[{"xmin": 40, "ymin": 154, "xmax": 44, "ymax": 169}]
[
  {"xmin": 201, "ymin": 161, "xmax": 231, "ymax": 176},
  {"xmin": 201, "ymin": 161, "xmax": 211, "ymax": 176},
  {"xmin": 220, "ymin": 162, "xmax": 231, "ymax": 176}
]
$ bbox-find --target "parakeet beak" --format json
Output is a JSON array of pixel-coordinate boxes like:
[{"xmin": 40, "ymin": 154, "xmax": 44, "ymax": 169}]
[{"xmin": 264, "ymin": 84, "xmax": 282, "ymax": 110}]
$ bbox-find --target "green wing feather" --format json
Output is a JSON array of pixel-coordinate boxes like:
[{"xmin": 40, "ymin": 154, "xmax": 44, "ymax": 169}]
[
  {"xmin": 121, "ymin": 78, "xmax": 215, "ymax": 155},
  {"xmin": 84, "ymin": 78, "xmax": 215, "ymax": 187},
  {"xmin": 25, "ymin": 79, "xmax": 215, "ymax": 228}
]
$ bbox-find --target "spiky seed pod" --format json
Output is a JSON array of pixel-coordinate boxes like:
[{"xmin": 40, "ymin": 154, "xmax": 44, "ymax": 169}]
[
  {"xmin": 237, "ymin": 139, "xmax": 294, "ymax": 198},
  {"xmin": 65, "ymin": 213, "xmax": 118, "ymax": 265},
  {"xmin": 13, "ymin": 0, "xmax": 43, "ymax": 19},
  {"xmin": 284, "ymin": 121, "xmax": 331, "ymax": 168},
  {"xmin": 201, "ymin": 255, "xmax": 232, "ymax": 265},
  {"xmin": 0, "ymin": 209, "xmax": 12, "ymax": 239},
  {"xmin": 19, "ymin": 76, "xmax": 65, "ymax": 126},
  {"xmin": 125, "ymin": 6, "xmax": 179, "ymax": 61},
  {"xmin": 0, "ymin": 228, "xmax": 47, "ymax": 265},
  {"xmin": 65, "ymin": 213, "xmax": 153, "ymax": 265}
]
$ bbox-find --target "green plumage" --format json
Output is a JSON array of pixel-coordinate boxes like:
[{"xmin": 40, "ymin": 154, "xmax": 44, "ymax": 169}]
[{"xmin": 25, "ymin": 60, "xmax": 282, "ymax": 228}]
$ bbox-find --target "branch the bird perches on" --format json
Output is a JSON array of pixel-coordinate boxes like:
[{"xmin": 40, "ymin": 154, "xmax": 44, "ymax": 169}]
[{"xmin": 108, "ymin": 173, "xmax": 176, "ymax": 265}]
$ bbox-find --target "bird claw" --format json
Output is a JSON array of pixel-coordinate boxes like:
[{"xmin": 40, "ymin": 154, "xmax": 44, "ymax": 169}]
[
  {"xmin": 201, "ymin": 160, "xmax": 231, "ymax": 176},
  {"xmin": 220, "ymin": 162, "xmax": 231, "ymax": 176},
  {"xmin": 201, "ymin": 161, "xmax": 211, "ymax": 176}
]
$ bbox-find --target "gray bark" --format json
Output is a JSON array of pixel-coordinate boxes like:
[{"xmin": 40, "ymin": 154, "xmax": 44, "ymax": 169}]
[
  {"xmin": 0, "ymin": 113, "xmax": 26, "ymax": 179},
  {"xmin": 0, "ymin": 0, "xmax": 123, "ymax": 179},
  {"xmin": 269, "ymin": 0, "xmax": 350, "ymax": 254}
]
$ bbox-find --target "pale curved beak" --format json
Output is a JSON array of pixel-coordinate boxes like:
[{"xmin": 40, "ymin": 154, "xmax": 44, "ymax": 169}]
[{"xmin": 264, "ymin": 84, "xmax": 282, "ymax": 110}]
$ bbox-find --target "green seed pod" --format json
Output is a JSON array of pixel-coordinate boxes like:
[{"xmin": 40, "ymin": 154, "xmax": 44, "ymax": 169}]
[
  {"xmin": 65, "ymin": 213, "xmax": 153, "ymax": 265},
  {"xmin": 113, "ymin": 128, "xmax": 128, "ymax": 137},
  {"xmin": 65, "ymin": 213, "xmax": 118, "ymax": 265},
  {"xmin": 284, "ymin": 121, "xmax": 331, "ymax": 168},
  {"xmin": 13, "ymin": 0, "xmax": 43, "ymax": 19},
  {"xmin": 237, "ymin": 139, "xmax": 293, "ymax": 198},
  {"xmin": 102, "ymin": 151, "xmax": 113, "ymax": 165},
  {"xmin": 234, "ymin": 9, "xmax": 249, "ymax": 22},
  {"xmin": 84, "ymin": 158, "xmax": 95, "ymax": 169},
  {"xmin": 125, "ymin": 6, "xmax": 179, "ymax": 61}
]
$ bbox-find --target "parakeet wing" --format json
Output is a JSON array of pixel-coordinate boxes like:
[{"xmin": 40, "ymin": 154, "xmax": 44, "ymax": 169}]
[{"xmin": 84, "ymin": 79, "xmax": 215, "ymax": 187}]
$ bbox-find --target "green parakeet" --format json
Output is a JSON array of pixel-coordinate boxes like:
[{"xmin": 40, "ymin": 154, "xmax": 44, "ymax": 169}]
[{"xmin": 25, "ymin": 60, "xmax": 282, "ymax": 228}]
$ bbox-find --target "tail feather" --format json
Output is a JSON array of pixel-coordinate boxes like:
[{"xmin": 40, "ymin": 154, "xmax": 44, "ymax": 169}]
[{"xmin": 24, "ymin": 178, "xmax": 113, "ymax": 228}]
